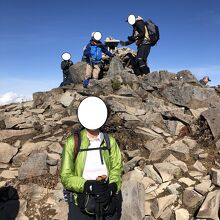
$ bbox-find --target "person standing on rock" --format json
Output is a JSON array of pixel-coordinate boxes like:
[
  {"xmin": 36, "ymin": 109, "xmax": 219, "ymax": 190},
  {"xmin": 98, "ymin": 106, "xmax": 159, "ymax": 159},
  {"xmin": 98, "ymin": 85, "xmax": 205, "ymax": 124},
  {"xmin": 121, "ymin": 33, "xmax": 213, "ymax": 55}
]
[
  {"xmin": 120, "ymin": 15, "xmax": 152, "ymax": 75},
  {"xmin": 83, "ymin": 32, "xmax": 114, "ymax": 88},
  {"xmin": 60, "ymin": 52, "xmax": 74, "ymax": 87},
  {"xmin": 61, "ymin": 96, "xmax": 123, "ymax": 220}
]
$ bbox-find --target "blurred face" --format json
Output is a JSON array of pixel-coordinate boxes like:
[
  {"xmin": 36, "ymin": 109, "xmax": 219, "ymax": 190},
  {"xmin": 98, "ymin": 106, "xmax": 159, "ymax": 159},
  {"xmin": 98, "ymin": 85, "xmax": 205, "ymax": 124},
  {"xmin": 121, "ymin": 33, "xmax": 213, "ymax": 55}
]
[{"xmin": 203, "ymin": 77, "xmax": 209, "ymax": 84}]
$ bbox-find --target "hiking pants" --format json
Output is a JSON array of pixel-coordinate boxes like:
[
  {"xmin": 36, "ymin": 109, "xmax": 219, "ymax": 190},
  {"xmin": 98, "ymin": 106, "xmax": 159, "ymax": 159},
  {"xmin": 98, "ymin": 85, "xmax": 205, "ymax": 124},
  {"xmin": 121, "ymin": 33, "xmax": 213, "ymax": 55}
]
[
  {"xmin": 135, "ymin": 44, "xmax": 151, "ymax": 75},
  {"xmin": 67, "ymin": 192, "xmax": 122, "ymax": 220},
  {"xmin": 85, "ymin": 64, "xmax": 101, "ymax": 80}
]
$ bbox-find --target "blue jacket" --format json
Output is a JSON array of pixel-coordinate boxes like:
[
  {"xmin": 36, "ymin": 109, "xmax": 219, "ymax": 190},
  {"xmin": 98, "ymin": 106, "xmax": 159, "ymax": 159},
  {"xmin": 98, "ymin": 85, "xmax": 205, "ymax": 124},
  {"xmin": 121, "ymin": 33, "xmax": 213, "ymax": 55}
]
[{"xmin": 83, "ymin": 40, "xmax": 113, "ymax": 64}]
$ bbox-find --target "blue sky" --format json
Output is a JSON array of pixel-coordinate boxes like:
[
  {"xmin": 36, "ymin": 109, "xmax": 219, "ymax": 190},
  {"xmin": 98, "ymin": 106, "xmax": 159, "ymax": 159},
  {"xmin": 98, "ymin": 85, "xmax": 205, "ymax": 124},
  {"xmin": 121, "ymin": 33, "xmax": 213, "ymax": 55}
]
[{"xmin": 0, "ymin": 0, "xmax": 220, "ymax": 101}]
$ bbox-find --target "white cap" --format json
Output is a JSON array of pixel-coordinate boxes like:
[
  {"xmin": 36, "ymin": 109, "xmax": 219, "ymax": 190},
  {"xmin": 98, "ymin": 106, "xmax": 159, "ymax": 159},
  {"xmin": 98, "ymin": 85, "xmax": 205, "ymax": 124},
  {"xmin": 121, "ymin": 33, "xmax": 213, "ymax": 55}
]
[
  {"xmin": 92, "ymin": 32, "xmax": 102, "ymax": 41},
  {"xmin": 127, "ymin": 15, "xmax": 136, "ymax": 25},
  {"xmin": 62, "ymin": 52, "xmax": 71, "ymax": 61},
  {"xmin": 77, "ymin": 96, "xmax": 108, "ymax": 130}
]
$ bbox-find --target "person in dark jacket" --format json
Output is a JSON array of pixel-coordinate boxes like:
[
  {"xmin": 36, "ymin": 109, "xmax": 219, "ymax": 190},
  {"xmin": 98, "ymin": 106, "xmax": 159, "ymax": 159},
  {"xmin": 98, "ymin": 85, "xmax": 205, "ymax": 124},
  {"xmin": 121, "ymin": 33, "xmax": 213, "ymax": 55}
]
[
  {"xmin": 120, "ymin": 15, "xmax": 151, "ymax": 75},
  {"xmin": 60, "ymin": 52, "xmax": 73, "ymax": 87},
  {"xmin": 83, "ymin": 32, "xmax": 114, "ymax": 88}
]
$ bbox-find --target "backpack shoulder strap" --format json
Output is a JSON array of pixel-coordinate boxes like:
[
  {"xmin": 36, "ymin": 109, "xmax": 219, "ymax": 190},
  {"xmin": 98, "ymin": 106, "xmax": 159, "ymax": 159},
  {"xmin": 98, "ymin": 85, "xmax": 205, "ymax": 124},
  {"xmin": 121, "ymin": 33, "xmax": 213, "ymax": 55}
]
[
  {"xmin": 103, "ymin": 132, "xmax": 111, "ymax": 155},
  {"xmin": 72, "ymin": 129, "xmax": 81, "ymax": 160}
]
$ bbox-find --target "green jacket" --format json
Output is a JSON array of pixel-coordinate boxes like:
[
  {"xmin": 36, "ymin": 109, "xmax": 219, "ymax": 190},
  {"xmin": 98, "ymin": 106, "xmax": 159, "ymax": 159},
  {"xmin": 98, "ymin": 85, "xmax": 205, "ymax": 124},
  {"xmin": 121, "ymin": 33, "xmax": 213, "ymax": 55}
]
[{"xmin": 60, "ymin": 129, "xmax": 123, "ymax": 194}]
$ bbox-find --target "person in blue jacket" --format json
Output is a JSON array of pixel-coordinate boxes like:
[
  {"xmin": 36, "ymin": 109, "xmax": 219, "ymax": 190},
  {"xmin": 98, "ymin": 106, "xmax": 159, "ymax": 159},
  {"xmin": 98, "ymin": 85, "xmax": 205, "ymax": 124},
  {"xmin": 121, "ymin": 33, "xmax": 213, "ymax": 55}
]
[{"xmin": 83, "ymin": 32, "xmax": 114, "ymax": 88}]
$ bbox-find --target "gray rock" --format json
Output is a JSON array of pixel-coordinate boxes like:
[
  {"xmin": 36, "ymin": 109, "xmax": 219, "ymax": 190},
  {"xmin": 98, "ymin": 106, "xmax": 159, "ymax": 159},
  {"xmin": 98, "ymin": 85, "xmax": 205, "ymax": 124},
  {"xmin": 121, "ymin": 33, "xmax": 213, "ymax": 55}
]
[
  {"xmin": 4, "ymin": 116, "xmax": 26, "ymax": 128},
  {"xmin": 167, "ymin": 183, "xmax": 182, "ymax": 195},
  {"xmin": 153, "ymin": 162, "xmax": 181, "ymax": 182},
  {"xmin": 160, "ymin": 84, "xmax": 220, "ymax": 109},
  {"xmin": 196, "ymin": 190, "xmax": 220, "ymax": 220},
  {"xmin": 107, "ymin": 56, "xmax": 124, "ymax": 75},
  {"xmin": 48, "ymin": 142, "xmax": 63, "ymax": 154},
  {"xmin": 201, "ymin": 107, "xmax": 220, "ymax": 139},
  {"xmin": 182, "ymin": 187, "xmax": 204, "ymax": 208},
  {"xmin": 69, "ymin": 62, "xmax": 86, "ymax": 84},
  {"xmin": 211, "ymin": 168, "xmax": 220, "ymax": 186},
  {"xmin": 168, "ymin": 140, "xmax": 190, "ymax": 161},
  {"xmin": 175, "ymin": 208, "xmax": 189, "ymax": 220},
  {"xmin": 122, "ymin": 169, "xmax": 144, "ymax": 182},
  {"xmin": 194, "ymin": 180, "xmax": 212, "ymax": 195},
  {"xmin": 179, "ymin": 177, "xmax": 196, "ymax": 186},
  {"xmin": 121, "ymin": 180, "xmax": 145, "ymax": 220},
  {"xmin": 143, "ymin": 165, "xmax": 162, "ymax": 183},
  {"xmin": 18, "ymin": 152, "xmax": 48, "ymax": 180},
  {"xmin": 176, "ymin": 70, "xmax": 199, "ymax": 83},
  {"xmin": 0, "ymin": 129, "xmax": 36, "ymax": 142},
  {"xmin": 0, "ymin": 170, "xmax": 18, "ymax": 179},
  {"xmin": 124, "ymin": 149, "xmax": 141, "ymax": 159},
  {"xmin": 193, "ymin": 160, "xmax": 207, "ymax": 172},
  {"xmin": 151, "ymin": 194, "xmax": 177, "ymax": 219},
  {"xmin": 215, "ymin": 139, "xmax": 220, "ymax": 149},
  {"xmin": 60, "ymin": 91, "xmax": 75, "ymax": 107},
  {"xmin": 0, "ymin": 143, "xmax": 18, "ymax": 163},
  {"xmin": 123, "ymin": 156, "xmax": 142, "ymax": 173},
  {"xmin": 13, "ymin": 141, "xmax": 51, "ymax": 166},
  {"xmin": 161, "ymin": 111, "xmax": 194, "ymax": 125}
]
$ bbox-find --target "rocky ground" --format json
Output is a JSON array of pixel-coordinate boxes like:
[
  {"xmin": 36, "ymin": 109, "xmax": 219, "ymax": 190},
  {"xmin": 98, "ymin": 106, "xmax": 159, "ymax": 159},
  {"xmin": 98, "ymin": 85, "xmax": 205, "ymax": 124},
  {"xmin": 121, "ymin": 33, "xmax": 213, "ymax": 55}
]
[{"xmin": 0, "ymin": 55, "xmax": 220, "ymax": 220}]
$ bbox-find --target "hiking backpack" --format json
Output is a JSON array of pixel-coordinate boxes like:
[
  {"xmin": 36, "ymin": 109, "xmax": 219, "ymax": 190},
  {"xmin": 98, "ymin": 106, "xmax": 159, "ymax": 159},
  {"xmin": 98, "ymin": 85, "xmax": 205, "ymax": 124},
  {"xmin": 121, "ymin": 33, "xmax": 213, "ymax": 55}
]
[{"xmin": 145, "ymin": 19, "xmax": 160, "ymax": 46}]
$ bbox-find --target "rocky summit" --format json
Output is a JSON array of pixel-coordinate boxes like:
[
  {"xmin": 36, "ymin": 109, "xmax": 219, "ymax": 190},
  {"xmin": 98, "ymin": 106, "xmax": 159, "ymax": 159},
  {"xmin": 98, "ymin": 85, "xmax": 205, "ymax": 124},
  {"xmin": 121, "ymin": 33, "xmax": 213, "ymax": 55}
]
[{"xmin": 0, "ymin": 56, "xmax": 220, "ymax": 220}]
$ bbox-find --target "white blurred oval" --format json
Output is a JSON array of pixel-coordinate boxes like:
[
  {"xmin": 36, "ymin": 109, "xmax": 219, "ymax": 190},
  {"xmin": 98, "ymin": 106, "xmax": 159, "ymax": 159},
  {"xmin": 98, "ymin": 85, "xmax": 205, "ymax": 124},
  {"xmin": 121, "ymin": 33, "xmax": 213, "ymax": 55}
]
[
  {"xmin": 128, "ymin": 15, "xmax": 136, "ymax": 25},
  {"xmin": 77, "ymin": 96, "xmax": 107, "ymax": 130},
  {"xmin": 62, "ymin": 52, "xmax": 71, "ymax": 61},
  {"xmin": 93, "ymin": 32, "xmax": 102, "ymax": 41}
]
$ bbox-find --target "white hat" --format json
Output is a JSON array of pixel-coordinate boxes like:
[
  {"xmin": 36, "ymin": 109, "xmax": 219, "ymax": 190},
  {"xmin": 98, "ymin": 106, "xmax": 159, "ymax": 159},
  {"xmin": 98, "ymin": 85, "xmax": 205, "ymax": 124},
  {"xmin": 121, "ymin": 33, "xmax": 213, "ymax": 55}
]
[
  {"xmin": 77, "ymin": 96, "xmax": 108, "ymax": 130},
  {"xmin": 92, "ymin": 32, "xmax": 102, "ymax": 41},
  {"xmin": 127, "ymin": 15, "xmax": 136, "ymax": 25},
  {"xmin": 62, "ymin": 52, "xmax": 71, "ymax": 61}
]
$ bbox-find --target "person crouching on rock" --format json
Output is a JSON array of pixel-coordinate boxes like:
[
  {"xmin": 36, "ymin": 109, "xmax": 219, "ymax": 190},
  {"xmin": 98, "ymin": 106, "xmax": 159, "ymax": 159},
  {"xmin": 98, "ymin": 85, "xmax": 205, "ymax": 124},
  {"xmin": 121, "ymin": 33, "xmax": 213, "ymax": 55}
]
[
  {"xmin": 60, "ymin": 52, "xmax": 74, "ymax": 87},
  {"xmin": 61, "ymin": 96, "xmax": 123, "ymax": 220},
  {"xmin": 82, "ymin": 32, "xmax": 114, "ymax": 88}
]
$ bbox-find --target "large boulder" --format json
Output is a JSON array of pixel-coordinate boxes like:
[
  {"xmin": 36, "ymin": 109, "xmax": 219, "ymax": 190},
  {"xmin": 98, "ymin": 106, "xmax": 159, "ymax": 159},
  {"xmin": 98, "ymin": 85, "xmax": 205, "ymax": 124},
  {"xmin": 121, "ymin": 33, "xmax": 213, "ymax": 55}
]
[
  {"xmin": 160, "ymin": 84, "xmax": 220, "ymax": 109},
  {"xmin": 121, "ymin": 180, "xmax": 145, "ymax": 220},
  {"xmin": 107, "ymin": 56, "xmax": 124, "ymax": 76},
  {"xmin": 18, "ymin": 152, "xmax": 48, "ymax": 180},
  {"xmin": 0, "ymin": 143, "xmax": 18, "ymax": 163},
  {"xmin": 69, "ymin": 62, "xmax": 86, "ymax": 84},
  {"xmin": 201, "ymin": 106, "xmax": 220, "ymax": 139}
]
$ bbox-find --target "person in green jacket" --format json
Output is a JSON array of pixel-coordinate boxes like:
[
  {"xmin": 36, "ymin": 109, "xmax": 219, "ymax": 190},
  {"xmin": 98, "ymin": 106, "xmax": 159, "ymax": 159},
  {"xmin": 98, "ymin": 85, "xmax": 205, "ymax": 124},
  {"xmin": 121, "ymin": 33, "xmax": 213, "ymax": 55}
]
[{"xmin": 61, "ymin": 96, "xmax": 123, "ymax": 220}]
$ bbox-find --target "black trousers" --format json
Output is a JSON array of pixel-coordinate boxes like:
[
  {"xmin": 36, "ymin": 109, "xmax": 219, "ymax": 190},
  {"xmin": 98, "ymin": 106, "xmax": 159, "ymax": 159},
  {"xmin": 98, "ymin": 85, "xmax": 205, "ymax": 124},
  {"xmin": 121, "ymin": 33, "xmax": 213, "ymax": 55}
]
[
  {"xmin": 68, "ymin": 192, "xmax": 122, "ymax": 220},
  {"xmin": 134, "ymin": 43, "xmax": 151, "ymax": 75}
]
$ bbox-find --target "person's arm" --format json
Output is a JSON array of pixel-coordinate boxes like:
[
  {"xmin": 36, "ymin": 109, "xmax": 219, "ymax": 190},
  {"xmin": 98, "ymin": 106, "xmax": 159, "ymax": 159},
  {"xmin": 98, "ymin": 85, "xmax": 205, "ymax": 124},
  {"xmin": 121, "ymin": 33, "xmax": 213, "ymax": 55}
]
[
  {"xmin": 83, "ymin": 43, "xmax": 91, "ymax": 58},
  {"xmin": 60, "ymin": 136, "xmax": 86, "ymax": 193},
  {"xmin": 120, "ymin": 29, "xmax": 135, "ymax": 46},
  {"xmin": 108, "ymin": 136, "xmax": 123, "ymax": 191},
  {"xmin": 100, "ymin": 44, "xmax": 113, "ymax": 57}
]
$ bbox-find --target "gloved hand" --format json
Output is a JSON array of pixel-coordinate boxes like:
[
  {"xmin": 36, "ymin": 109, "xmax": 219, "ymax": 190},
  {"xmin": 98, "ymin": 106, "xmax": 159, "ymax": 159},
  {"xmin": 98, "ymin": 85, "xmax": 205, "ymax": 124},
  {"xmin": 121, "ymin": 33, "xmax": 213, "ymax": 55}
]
[
  {"xmin": 95, "ymin": 182, "xmax": 117, "ymax": 203},
  {"xmin": 128, "ymin": 36, "xmax": 135, "ymax": 41},
  {"xmin": 120, "ymin": 41, "xmax": 126, "ymax": 46},
  {"xmin": 84, "ymin": 180, "xmax": 108, "ymax": 195}
]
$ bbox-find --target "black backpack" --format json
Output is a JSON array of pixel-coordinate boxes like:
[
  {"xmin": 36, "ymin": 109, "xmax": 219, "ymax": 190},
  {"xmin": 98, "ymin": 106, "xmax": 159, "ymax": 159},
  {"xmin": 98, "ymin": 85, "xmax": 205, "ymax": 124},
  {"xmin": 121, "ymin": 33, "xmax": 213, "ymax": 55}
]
[{"xmin": 145, "ymin": 19, "xmax": 160, "ymax": 46}]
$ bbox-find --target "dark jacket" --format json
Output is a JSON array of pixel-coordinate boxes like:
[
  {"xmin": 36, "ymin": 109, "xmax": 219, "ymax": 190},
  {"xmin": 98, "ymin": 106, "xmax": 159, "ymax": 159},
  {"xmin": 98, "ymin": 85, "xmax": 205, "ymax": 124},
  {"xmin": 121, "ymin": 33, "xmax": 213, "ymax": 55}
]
[
  {"xmin": 83, "ymin": 40, "xmax": 113, "ymax": 64},
  {"xmin": 61, "ymin": 60, "xmax": 73, "ymax": 75},
  {"xmin": 125, "ymin": 17, "xmax": 151, "ymax": 46}
]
